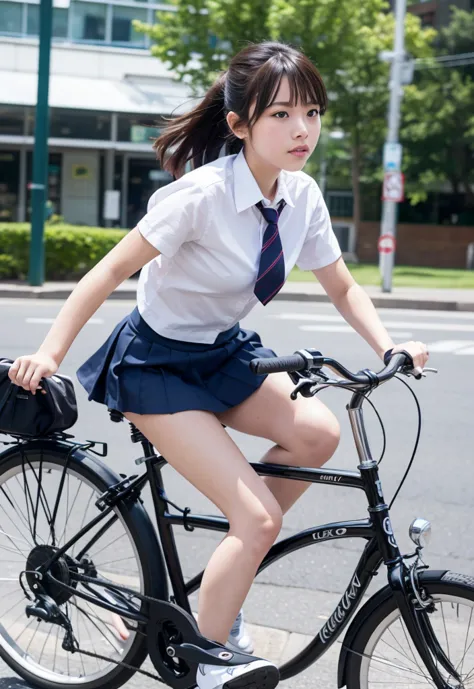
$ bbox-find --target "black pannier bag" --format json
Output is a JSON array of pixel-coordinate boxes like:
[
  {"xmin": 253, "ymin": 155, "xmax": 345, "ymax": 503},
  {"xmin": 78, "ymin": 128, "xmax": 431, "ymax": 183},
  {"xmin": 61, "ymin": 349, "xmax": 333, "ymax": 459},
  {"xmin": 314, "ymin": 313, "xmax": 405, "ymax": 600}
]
[{"xmin": 0, "ymin": 358, "xmax": 78, "ymax": 437}]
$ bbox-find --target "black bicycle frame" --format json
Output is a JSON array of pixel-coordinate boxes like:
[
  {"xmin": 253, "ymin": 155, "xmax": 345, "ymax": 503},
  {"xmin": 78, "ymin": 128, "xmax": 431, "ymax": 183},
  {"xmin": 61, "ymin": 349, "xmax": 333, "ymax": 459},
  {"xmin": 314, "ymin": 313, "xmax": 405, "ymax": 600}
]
[{"xmin": 37, "ymin": 385, "xmax": 453, "ymax": 689}]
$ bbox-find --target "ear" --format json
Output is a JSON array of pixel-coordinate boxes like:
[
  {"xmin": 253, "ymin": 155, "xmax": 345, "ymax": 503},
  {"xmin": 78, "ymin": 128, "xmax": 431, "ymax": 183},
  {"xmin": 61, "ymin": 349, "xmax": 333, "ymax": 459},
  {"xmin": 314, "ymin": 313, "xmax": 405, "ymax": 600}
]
[{"xmin": 226, "ymin": 111, "xmax": 248, "ymax": 140}]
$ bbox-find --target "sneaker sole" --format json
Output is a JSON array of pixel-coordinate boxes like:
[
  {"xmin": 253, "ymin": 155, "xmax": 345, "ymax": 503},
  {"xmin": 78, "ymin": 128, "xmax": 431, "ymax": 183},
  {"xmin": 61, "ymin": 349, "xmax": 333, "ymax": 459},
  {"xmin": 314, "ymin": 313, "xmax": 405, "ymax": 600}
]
[{"xmin": 223, "ymin": 665, "xmax": 279, "ymax": 689}]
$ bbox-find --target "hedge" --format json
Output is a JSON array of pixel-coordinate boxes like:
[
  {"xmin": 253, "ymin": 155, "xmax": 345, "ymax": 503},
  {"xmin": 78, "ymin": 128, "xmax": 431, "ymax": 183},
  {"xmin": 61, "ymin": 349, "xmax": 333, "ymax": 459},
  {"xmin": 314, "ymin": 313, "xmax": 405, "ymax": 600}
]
[{"xmin": 0, "ymin": 223, "xmax": 128, "ymax": 280}]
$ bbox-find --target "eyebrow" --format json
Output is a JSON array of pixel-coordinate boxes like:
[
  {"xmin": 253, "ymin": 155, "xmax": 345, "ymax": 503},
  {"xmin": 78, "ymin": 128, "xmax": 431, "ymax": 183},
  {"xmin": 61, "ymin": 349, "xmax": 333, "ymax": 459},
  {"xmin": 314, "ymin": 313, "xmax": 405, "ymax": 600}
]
[{"xmin": 270, "ymin": 101, "xmax": 319, "ymax": 107}]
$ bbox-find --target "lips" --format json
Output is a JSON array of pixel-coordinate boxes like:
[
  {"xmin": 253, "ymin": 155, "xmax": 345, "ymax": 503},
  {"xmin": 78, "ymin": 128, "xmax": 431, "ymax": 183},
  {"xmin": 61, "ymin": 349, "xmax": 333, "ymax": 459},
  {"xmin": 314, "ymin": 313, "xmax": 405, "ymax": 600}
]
[{"xmin": 289, "ymin": 146, "xmax": 309, "ymax": 153}]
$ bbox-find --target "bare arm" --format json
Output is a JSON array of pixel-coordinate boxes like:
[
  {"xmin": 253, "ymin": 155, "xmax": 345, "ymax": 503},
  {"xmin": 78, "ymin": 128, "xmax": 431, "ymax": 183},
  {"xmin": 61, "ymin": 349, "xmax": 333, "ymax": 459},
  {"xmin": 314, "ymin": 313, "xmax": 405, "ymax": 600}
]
[
  {"xmin": 313, "ymin": 257, "xmax": 393, "ymax": 360},
  {"xmin": 9, "ymin": 228, "xmax": 160, "ymax": 391},
  {"xmin": 313, "ymin": 257, "xmax": 428, "ymax": 370}
]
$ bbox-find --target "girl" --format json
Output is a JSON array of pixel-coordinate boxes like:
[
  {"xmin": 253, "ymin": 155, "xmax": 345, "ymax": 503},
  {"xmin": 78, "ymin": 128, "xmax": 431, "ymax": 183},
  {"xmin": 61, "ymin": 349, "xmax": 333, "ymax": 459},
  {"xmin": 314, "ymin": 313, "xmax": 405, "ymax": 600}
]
[{"xmin": 9, "ymin": 41, "xmax": 428, "ymax": 689}]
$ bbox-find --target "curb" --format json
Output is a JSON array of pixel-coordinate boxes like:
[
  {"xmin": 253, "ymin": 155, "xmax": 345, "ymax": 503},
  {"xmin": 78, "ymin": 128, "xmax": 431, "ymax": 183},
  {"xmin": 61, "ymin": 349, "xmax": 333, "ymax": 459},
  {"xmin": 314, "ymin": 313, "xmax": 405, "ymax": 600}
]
[
  {"xmin": 1, "ymin": 285, "xmax": 474, "ymax": 312},
  {"xmin": 274, "ymin": 291, "xmax": 474, "ymax": 312}
]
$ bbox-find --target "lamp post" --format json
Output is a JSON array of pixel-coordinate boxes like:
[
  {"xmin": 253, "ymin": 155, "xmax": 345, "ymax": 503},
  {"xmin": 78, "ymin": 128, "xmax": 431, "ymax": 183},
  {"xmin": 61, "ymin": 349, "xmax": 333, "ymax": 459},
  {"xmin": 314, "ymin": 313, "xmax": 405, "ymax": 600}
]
[
  {"xmin": 379, "ymin": 0, "xmax": 407, "ymax": 293},
  {"xmin": 28, "ymin": 0, "xmax": 53, "ymax": 286}
]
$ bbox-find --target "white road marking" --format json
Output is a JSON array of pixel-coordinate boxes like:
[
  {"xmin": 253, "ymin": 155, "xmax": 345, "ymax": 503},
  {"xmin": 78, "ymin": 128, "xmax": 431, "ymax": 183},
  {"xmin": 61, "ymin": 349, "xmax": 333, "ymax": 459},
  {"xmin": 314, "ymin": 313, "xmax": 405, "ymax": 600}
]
[
  {"xmin": 26, "ymin": 318, "xmax": 103, "ymax": 324},
  {"xmin": 456, "ymin": 346, "xmax": 474, "ymax": 355},
  {"xmin": 299, "ymin": 325, "xmax": 413, "ymax": 338},
  {"xmin": 426, "ymin": 340, "xmax": 474, "ymax": 353},
  {"xmin": 272, "ymin": 313, "xmax": 474, "ymax": 332}
]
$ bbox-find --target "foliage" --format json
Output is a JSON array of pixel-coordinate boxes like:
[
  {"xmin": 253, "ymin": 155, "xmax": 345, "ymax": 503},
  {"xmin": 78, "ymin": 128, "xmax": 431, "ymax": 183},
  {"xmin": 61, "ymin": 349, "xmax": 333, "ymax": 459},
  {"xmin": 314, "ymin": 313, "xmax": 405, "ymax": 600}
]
[{"xmin": 0, "ymin": 224, "xmax": 127, "ymax": 280}]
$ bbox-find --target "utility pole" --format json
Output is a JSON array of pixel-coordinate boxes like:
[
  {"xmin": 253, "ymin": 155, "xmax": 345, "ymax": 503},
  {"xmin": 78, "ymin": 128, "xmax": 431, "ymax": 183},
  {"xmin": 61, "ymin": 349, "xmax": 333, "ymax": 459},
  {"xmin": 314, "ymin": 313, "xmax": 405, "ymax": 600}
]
[
  {"xmin": 379, "ymin": 0, "xmax": 407, "ymax": 293},
  {"xmin": 28, "ymin": 0, "xmax": 53, "ymax": 286}
]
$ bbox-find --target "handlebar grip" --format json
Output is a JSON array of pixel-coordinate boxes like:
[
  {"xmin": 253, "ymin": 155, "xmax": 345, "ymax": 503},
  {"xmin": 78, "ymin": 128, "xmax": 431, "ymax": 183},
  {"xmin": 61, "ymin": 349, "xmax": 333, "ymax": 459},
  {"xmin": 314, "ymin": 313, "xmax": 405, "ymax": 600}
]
[{"xmin": 250, "ymin": 353, "xmax": 308, "ymax": 375}]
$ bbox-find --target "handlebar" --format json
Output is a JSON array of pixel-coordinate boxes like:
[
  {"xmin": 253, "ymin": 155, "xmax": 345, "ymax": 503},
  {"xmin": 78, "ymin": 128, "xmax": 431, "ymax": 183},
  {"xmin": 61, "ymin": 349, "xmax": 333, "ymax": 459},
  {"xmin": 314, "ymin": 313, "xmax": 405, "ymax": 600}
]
[{"xmin": 249, "ymin": 349, "xmax": 412, "ymax": 386}]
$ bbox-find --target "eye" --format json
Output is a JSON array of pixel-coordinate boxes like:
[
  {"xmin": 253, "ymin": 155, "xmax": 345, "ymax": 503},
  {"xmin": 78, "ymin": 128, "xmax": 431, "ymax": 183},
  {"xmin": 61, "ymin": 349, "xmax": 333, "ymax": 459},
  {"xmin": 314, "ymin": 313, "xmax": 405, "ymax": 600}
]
[
  {"xmin": 272, "ymin": 111, "xmax": 288, "ymax": 119},
  {"xmin": 308, "ymin": 108, "xmax": 320, "ymax": 117}
]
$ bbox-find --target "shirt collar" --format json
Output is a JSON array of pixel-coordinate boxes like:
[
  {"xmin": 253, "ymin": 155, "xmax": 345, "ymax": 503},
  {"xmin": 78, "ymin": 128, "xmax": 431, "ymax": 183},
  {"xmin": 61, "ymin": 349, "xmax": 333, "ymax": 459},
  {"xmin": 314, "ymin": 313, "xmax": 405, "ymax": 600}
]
[{"xmin": 232, "ymin": 149, "xmax": 295, "ymax": 213}]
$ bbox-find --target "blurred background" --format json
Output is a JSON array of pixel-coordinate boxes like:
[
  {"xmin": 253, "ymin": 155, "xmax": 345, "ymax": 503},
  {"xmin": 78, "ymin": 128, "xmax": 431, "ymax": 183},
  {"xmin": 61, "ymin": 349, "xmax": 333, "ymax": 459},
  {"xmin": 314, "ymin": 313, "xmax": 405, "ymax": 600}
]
[{"xmin": 0, "ymin": 0, "xmax": 473, "ymax": 282}]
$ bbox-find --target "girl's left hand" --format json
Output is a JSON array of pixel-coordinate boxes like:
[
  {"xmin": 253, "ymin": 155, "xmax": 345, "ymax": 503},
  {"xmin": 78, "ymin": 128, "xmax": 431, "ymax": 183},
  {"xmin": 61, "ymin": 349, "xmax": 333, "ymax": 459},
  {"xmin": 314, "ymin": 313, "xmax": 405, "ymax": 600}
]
[{"xmin": 390, "ymin": 341, "xmax": 429, "ymax": 377}]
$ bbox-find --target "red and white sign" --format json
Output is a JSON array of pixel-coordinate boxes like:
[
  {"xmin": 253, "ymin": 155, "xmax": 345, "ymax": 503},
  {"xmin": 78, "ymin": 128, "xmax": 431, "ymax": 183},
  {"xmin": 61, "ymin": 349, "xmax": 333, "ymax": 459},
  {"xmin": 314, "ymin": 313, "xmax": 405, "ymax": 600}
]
[
  {"xmin": 378, "ymin": 234, "xmax": 396, "ymax": 254},
  {"xmin": 382, "ymin": 172, "xmax": 404, "ymax": 202}
]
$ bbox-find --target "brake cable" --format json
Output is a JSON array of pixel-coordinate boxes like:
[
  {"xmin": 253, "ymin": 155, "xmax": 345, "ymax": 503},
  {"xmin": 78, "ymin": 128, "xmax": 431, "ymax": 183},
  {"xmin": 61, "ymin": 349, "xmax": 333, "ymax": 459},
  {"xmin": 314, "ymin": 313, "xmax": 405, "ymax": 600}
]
[{"xmin": 304, "ymin": 369, "xmax": 422, "ymax": 509}]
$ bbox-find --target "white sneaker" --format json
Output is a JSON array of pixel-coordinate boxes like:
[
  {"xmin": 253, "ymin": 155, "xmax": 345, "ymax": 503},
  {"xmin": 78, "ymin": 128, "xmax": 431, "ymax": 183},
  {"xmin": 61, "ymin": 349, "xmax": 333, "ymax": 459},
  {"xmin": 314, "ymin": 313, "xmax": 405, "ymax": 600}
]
[
  {"xmin": 226, "ymin": 610, "xmax": 254, "ymax": 654},
  {"xmin": 196, "ymin": 658, "xmax": 279, "ymax": 689}
]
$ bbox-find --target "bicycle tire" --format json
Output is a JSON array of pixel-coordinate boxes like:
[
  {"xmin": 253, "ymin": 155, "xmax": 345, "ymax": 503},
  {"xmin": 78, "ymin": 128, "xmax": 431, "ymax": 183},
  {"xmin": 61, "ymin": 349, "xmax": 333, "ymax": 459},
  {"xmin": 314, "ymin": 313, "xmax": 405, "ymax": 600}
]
[
  {"xmin": 343, "ymin": 571, "xmax": 474, "ymax": 689},
  {"xmin": 0, "ymin": 438, "xmax": 166, "ymax": 689}
]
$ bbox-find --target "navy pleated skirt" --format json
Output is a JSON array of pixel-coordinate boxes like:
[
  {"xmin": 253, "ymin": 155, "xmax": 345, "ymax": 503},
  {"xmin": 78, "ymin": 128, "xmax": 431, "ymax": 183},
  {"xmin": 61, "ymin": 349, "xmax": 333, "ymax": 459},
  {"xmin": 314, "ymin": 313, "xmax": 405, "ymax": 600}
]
[{"xmin": 76, "ymin": 307, "xmax": 277, "ymax": 415}]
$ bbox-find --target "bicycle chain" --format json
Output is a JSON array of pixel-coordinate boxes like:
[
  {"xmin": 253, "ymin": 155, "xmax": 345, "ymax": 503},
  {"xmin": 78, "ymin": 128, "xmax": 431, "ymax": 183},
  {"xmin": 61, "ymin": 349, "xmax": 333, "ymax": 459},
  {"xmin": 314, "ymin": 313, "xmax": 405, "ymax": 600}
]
[
  {"xmin": 71, "ymin": 644, "xmax": 165, "ymax": 683},
  {"xmin": 64, "ymin": 583, "xmax": 190, "ymax": 684}
]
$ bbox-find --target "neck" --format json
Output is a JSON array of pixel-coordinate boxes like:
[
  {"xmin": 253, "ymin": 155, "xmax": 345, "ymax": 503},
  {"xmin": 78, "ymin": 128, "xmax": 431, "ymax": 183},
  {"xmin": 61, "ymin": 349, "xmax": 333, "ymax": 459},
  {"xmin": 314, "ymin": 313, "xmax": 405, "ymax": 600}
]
[{"xmin": 243, "ymin": 146, "xmax": 280, "ymax": 202}]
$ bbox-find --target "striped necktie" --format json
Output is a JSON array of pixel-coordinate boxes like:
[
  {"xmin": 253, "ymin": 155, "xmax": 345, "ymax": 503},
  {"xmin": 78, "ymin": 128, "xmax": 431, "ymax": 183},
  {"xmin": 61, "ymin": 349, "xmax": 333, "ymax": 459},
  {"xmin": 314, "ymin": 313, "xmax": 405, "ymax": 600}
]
[{"xmin": 254, "ymin": 199, "xmax": 286, "ymax": 305}]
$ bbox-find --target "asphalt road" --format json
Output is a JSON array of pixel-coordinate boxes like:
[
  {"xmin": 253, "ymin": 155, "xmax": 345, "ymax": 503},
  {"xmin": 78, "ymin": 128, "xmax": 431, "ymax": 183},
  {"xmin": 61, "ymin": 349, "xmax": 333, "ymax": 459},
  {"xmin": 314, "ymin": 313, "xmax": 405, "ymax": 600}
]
[{"xmin": 1, "ymin": 297, "xmax": 474, "ymax": 689}]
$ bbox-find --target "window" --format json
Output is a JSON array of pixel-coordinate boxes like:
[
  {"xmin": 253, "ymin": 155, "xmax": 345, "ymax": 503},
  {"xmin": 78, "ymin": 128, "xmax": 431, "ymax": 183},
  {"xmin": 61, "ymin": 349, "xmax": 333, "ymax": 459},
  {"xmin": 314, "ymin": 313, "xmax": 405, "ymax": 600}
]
[
  {"xmin": 26, "ymin": 6, "xmax": 68, "ymax": 38},
  {"xmin": 49, "ymin": 109, "xmax": 111, "ymax": 140},
  {"xmin": 0, "ymin": 106, "xmax": 25, "ymax": 135},
  {"xmin": 117, "ymin": 113, "xmax": 162, "ymax": 142},
  {"xmin": 111, "ymin": 6, "xmax": 147, "ymax": 45},
  {"xmin": 71, "ymin": 2, "xmax": 106, "ymax": 41},
  {"xmin": 0, "ymin": 2, "xmax": 23, "ymax": 34}
]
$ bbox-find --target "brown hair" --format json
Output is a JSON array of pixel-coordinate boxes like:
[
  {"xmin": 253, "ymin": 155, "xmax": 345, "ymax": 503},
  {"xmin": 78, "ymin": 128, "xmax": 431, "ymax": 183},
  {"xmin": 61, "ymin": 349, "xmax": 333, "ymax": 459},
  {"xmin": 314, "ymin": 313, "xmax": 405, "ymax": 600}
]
[{"xmin": 154, "ymin": 42, "xmax": 327, "ymax": 177}]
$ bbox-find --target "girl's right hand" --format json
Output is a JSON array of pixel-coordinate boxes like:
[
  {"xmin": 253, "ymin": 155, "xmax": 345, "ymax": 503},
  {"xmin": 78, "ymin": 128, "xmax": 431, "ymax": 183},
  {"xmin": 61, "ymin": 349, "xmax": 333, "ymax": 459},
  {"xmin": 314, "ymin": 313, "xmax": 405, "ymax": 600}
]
[{"xmin": 8, "ymin": 353, "xmax": 59, "ymax": 395}]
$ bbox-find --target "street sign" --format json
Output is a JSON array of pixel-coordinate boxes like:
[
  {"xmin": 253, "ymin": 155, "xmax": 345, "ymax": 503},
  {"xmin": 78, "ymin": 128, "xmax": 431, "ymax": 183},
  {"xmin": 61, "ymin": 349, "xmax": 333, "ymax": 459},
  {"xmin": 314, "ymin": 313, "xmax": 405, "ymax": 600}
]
[
  {"xmin": 382, "ymin": 171, "xmax": 404, "ymax": 202},
  {"xmin": 383, "ymin": 142, "xmax": 402, "ymax": 172},
  {"xmin": 401, "ymin": 59, "xmax": 415, "ymax": 85},
  {"xmin": 378, "ymin": 234, "xmax": 396, "ymax": 254}
]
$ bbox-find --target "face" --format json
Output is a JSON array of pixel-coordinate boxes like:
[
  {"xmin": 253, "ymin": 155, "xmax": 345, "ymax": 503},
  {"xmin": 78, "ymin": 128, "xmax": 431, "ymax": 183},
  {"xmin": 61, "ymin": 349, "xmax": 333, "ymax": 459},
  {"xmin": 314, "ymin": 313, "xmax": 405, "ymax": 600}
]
[{"xmin": 227, "ymin": 76, "xmax": 321, "ymax": 172}]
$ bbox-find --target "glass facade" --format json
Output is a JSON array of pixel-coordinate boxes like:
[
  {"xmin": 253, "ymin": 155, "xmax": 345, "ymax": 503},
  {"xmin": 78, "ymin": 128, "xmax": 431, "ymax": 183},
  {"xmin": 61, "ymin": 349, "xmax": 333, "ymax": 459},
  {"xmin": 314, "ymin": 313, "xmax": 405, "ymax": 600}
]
[
  {"xmin": 0, "ymin": 150, "xmax": 20, "ymax": 222},
  {"xmin": 111, "ymin": 5, "xmax": 147, "ymax": 46},
  {"xmin": 1, "ymin": 2, "xmax": 22, "ymax": 33},
  {"xmin": 117, "ymin": 113, "xmax": 162, "ymax": 142},
  {"xmin": 0, "ymin": 0, "xmax": 158, "ymax": 47},
  {"xmin": 49, "ymin": 109, "xmax": 111, "ymax": 139},
  {"xmin": 0, "ymin": 105, "xmax": 25, "ymax": 135},
  {"xmin": 71, "ymin": 2, "xmax": 107, "ymax": 41},
  {"xmin": 26, "ymin": 6, "xmax": 68, "ymax": 38}
]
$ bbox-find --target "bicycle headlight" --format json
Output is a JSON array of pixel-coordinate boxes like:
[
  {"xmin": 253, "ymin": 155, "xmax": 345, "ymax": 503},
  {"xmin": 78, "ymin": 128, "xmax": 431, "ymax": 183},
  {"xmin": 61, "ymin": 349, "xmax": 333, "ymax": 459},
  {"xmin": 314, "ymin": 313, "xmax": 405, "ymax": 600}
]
[{"xmin": 409, "ymin": 518, "xmax": 432, "ymax": 548}]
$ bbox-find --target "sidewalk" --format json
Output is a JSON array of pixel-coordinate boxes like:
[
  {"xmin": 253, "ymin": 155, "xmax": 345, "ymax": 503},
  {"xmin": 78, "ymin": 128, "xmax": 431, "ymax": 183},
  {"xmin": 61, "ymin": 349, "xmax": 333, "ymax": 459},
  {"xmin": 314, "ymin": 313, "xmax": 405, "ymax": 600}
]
[{"xmin": 2, "ymin": 278, "xmax": 474, "ymax": 311}]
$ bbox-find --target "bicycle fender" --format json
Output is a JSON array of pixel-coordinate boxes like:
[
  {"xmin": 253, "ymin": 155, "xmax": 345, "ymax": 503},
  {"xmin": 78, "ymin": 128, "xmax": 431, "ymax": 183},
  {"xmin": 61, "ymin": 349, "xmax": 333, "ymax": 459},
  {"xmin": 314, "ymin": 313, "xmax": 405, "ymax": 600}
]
[
  {"xmin": 0, "ymin": 437, "xmax": 169, "ymax": 602},
  {"xmin": 337, "ymin": 569, "xmax": 448, "ymax": 688}
]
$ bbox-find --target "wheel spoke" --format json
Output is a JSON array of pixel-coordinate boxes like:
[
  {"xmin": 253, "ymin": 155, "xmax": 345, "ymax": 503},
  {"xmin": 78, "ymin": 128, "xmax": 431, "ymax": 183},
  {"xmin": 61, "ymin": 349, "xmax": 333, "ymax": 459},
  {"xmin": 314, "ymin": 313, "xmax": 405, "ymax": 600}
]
[
  {"xmin": 362, "ymin": 592, "xmax": 474, "ymax": 688},
  {"xmin": 0, "ymin": 457, "xmax": 145, "ymax": 686}
]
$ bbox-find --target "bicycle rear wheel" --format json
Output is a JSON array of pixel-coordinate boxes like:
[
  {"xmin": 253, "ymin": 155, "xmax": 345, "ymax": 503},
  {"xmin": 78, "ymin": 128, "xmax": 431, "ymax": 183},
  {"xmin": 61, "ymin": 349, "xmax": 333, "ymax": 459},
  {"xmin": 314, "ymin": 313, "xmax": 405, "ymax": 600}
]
[
  {"xmin": 345, "ymin": 572, "xmax": 474, "ymax": 688},
  {"xmin": 0, "ymin": 440, "xmax": 162, "ymax": 689}
]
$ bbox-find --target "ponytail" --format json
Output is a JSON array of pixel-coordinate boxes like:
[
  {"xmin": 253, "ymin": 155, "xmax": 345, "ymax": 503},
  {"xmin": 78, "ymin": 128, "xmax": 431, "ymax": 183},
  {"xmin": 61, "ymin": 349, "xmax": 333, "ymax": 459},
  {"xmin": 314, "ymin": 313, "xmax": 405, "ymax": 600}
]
[{"xmin": 153, "ymin": 72, "xmax": 241, "ymax": 178}]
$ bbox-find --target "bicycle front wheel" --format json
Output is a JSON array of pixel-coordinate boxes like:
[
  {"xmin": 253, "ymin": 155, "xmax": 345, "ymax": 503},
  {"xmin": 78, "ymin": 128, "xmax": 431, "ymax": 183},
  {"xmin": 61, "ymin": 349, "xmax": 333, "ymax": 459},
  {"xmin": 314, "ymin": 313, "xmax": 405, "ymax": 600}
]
[
  {"xmin": 345, "ymin": 572, "xmax": 474, "ymax": 689},
  {"xmin": 0, "ymin": 441, "xmax": 162, "ymax": 689}
]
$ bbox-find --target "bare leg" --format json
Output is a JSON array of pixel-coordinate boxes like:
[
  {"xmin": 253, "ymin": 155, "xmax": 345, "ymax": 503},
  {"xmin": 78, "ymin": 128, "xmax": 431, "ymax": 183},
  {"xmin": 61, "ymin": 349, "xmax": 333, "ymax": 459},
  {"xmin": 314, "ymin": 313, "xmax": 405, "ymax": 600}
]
[
  {"xmin": 124, "ymin": 409, "xmax": 282, "ymax": 644},
  {"xmin": 217, "ymin": 372, "xmax": 341, "ymax": 514}
]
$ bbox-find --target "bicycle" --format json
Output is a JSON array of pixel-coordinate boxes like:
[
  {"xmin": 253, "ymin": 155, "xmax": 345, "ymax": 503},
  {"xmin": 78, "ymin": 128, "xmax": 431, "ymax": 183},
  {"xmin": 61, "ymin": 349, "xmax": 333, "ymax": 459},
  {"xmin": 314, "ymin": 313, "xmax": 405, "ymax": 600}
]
[{"xmin": 0, "ymin": 350, "xmax": 473, "ymax": 689}]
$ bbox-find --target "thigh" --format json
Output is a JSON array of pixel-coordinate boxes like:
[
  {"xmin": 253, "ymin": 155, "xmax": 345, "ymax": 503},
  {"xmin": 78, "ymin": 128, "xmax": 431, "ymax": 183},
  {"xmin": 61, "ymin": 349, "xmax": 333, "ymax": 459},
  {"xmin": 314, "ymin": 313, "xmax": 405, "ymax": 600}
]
[
  {"xmin": 216, "ymin": 372, "xmax": 339, "ymax": 452},
  {"xmin": 124, "ymin": 409, "xmax": 280, "ymax": 522}
]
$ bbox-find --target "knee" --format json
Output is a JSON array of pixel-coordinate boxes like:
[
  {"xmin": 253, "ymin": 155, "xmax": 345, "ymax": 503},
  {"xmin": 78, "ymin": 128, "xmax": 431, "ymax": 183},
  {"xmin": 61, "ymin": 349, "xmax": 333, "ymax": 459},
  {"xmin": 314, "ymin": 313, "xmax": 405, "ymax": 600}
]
[
  {"xmin": 294, "ymin": 409, "xmax": 341, "ymax": 467},
  {"xmin": 230, "ymin": 499, "xmax": 283, "ymax": 556}
]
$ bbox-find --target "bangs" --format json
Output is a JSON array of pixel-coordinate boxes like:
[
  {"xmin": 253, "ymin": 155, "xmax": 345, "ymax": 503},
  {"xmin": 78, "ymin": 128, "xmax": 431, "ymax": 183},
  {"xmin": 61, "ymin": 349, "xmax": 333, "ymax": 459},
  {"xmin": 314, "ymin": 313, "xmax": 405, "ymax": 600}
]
[{"xmin": 248, "ymin": 50, "xmax": 328, "ymax": 126}]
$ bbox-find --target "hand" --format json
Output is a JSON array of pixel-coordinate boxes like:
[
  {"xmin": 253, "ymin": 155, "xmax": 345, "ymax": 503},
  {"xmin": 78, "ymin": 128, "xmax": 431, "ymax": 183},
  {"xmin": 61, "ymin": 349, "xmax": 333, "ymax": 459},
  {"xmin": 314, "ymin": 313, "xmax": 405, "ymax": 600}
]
[
  {"xmin": 8, "ymin": 353, "xmax": 59, "ymax": 395},
  {"xmin": 390, "ymin": 341, "xmax": 429, "ymax": 377}
]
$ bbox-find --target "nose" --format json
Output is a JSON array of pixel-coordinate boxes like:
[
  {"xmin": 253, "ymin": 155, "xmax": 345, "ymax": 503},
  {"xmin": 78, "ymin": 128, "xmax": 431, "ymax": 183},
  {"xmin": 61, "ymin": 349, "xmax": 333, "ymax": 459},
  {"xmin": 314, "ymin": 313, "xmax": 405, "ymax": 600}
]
[{"xmin": 292, "ymin": 116, "xmax": 309, "ymax": 140}]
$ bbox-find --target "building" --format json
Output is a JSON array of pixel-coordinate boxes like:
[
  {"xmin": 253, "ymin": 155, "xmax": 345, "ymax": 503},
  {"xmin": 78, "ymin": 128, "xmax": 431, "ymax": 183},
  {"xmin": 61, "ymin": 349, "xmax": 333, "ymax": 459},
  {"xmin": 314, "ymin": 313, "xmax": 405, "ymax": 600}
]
[
  {"xmin": 0, "ymin": 0, "xmax": 194, "ymax": 227},
  {"xmin": 406, "ymin": 0, "xmax": 473, "ymax": 28}
]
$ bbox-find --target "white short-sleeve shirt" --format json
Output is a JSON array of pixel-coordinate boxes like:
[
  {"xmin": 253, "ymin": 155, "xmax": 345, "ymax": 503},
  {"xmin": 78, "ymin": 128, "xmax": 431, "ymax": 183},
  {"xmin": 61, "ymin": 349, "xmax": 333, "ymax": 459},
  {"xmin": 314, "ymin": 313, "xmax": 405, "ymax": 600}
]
[{"xmin": 136, "ymin": 149, "xmax": 341, "ymax": 343}]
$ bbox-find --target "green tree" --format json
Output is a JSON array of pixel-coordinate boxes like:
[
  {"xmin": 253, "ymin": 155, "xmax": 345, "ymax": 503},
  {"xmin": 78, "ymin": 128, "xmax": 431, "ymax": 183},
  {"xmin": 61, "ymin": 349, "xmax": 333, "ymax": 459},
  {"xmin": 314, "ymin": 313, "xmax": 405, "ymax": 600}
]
[
  {"xmin": 402, "ymin": 8, "xmax": 474, "ymax": 211},
  {"xmin": 135, "ymin": 0, "xmax": 434, "ymax": 232}
]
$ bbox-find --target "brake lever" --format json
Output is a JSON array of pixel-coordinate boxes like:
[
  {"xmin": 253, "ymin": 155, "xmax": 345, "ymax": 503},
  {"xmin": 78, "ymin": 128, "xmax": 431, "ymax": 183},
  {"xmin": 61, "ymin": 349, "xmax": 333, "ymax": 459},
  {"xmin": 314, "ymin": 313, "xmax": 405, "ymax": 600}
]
[
  {"xmin": 290, "ymin": 376, "xmax": 323, "ymax": 399},
  {"xmin": 403, "ymin": 366, "xmax": 438, "ymax": 380}
]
